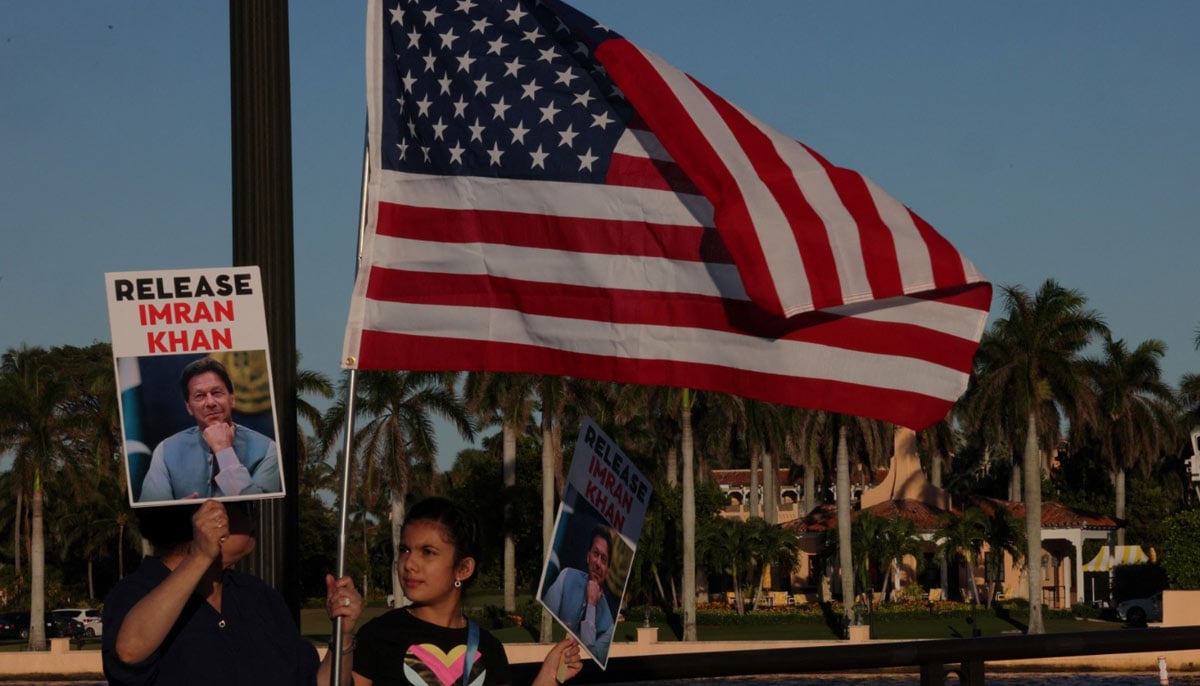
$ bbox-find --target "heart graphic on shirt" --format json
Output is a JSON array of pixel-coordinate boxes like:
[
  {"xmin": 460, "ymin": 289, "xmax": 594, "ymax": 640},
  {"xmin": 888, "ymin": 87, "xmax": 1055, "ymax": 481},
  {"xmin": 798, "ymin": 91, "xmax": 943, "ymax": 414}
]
[{"xmin": 404, "ymin": 643, "xmax": 470, "ymax": 686}]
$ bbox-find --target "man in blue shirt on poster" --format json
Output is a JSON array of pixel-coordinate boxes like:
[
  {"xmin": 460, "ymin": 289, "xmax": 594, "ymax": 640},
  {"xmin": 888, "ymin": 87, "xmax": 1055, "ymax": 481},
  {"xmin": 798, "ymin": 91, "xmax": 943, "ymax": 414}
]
[
  {"xmin": 542, "ymin": 526, "xmax": 616, "ymax": 662},
  {"xmin": 139, "ymin": 358, "xmax": 280, "ymax": 502}
]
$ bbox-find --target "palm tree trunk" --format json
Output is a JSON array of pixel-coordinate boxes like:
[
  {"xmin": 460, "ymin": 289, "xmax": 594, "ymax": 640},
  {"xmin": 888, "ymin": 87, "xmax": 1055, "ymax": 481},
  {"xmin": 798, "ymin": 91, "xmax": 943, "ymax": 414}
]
[
  {"xmin": 681, "ymin": 390, "xmax": 697, "ymax": 641},
  {"xmin": 666, "ymin": 446, "xmax": 678, "ymax": 489},
  {"xmin": 803, "ymin": 463, "xmax": 815, "ymax": 515},
  {"xmin": 87, "ymin": 558, "xmax": 95, "ymax": 601},
  {"xmin": 836, "ymin": 427, "xmax": 854, "ymax": 633},
  {"xmin": 1010, "ymin": 461, "xmax": 1022, "ymax": 503},
  {"xmin": 763, "ymin": 451, "xmax": 777, "ymax": 524},
  {"xmin": 29, "ymin": 476, "xmax": 46, "ymax": 651},
  {"xmin": 1023, "ymin": 411, "xmax": 1045, "ymax": 634},
  {"xmin": 503, "ymin": 419, "xmax": 517, "ymax": 613},
  {"xmin": 14, "ymin": 490, "xmax": 22, "ymax": 580},
  {"xmin": 540, "ymin": 414, "xmax": 555, "ymax": 643},
  {"xmin": 1114, "ymin": 467, "xmax": 1127, "ymax": 546}
]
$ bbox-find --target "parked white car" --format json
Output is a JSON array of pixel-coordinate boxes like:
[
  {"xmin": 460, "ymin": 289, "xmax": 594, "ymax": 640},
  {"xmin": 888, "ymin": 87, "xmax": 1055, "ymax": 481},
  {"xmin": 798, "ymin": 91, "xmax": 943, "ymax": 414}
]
[
  {"xmin": 51, "ymin": 608, "xmax": 102, "ymax": 637},
  {"xmin": 1116, "ymin": 592, "xmax": 1162, "ymax": 625}
]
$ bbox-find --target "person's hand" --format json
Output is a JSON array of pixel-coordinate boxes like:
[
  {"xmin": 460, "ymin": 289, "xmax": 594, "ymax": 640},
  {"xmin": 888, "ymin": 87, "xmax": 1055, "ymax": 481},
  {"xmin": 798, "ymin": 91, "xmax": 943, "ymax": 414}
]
[
  {"xmin": 191, "ymin": 500, "xmax": 229, "ymax": 561},
  {"xmin": 534, "ymin": 638, "xmax": 583, "ymax": 685},
  {"xmin": 202, "ymin": 422, "xmax": 236, "ymax": 452},
  {"xmin": 586, "ymin": 578, "xmax": 602, "ymax": 607},
  {"xmin": 325, "ymin": 574, "xmax": 363, "ymax": 633}
]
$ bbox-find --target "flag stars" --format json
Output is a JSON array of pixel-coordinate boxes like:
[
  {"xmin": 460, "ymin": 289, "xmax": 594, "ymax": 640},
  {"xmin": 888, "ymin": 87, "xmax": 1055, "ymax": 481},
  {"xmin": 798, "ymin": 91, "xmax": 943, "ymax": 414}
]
[
  {"xmin": 452, "ymin": 95, "xmax": 469, "ymax": 118},
  {"xmin": 421, "ymin": 6, "xmax": 442, "ymax": 25},
  {"xmin": 396, "ymin": 140, "xmax": 409, "ymax": 160},
  {"xmin": 401, "ymin": 70, "xmax": 417, "ymax": 93},
  {"xmin": 388, "ymin": 6, "xmax": 404, "ymax": 24},
  {"xmin": 487, "ymin": 36, "xmax": 508, "ymax": 56},
  {"xmin": 468, "ymin": 118, "xmax": 486, "ymax": 142},
  {"xmin": 470, "ymin": 17, "xmax": 491, "ymax": 34},
  {"xmin": 524, "ymin": 28, "xmax": 545, "ymax": 45},
  {"xmin": 454, "ymin": 0, "xmax": 477, "ymax": 13},
  {"xmin": 503, "ymin": 57, "xmax": 523, "ymax": 78},
  {"xmin": 558, "ymin": 124, "xmax": 579, "ymax": 148},
  {"xmin": 437, "ymin": 72, "xmax": 453, "ymax": 95},
  {"xmin": 415, "ymin": 95, "xmax": 433, "ymax": 117},
  {"xmin": 421, "ymin": 50, "xmax": 437, "ymax": 72},
  {"xmin": 438, "ymin": 27, "xmax": 459, "ymax": 50},
  {"xmin": 406, "ymin": 26, "xmax": 422, "ymax": 49},
  {"xmin": 448, "ymin": 142, "xmax": 466, "ymax": 164},
  {"xmin": 507, "ymin": 6, "xmax": 528, "ymax": 25},
  {"xmin": 537, "ymin": 47, "xmax": 558, "ymax": 64},
  {"xmin": 538, "ymin": 101, "xmax": 561, "ymax": 124},
  {"xmin": 431, "ymin": 117, "xmax": 448, "ymax": 140},
  {"xmin": 510, "ymin": 121, "xmax": 530, "ymax": 144},
  {"xmin": 577, "ymin": 148, "xmax": 598, "ymax": 171},
  {"xmin": 591, "ymin": 111, "xmax": 614, "ymax": 130},
  {"xmin": 473, "ymin": 73, "xmax": 493, "ymax": 96},
  {"xmin": 455, "ymin": 52, "xmax": 476, "ymax": 73},
  {"xmin": 554, "ymin": 68, "xmax": 578, "ymax": 87},
  {"xmin": 573, "ymin": 90, "xmax": 594, "ymax": 108},
  {"xmin": 492, "ymin": 96, "xmax": 511, "ymax": 120},
  {"xmin": 530, "ymin": 144, "xmax": 549, "ymax": 169},
  {"xmin": 421, "ymin": 145, "xmax": 431, "ymax": 163},
  {"xmin": 520, "ymin": 79, "xmax": 541, "ymax": 101},
  {"xmin": 487, "ymin": 142, "xmax": 504, "ymax": 166}
]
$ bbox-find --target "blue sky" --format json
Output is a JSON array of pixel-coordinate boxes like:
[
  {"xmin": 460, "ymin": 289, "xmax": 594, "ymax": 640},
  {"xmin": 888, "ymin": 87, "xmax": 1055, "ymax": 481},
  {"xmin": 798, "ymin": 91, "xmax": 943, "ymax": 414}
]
[{"xmin": 3, "ymin": 2, "xmax": 1198, "ymax": 468}]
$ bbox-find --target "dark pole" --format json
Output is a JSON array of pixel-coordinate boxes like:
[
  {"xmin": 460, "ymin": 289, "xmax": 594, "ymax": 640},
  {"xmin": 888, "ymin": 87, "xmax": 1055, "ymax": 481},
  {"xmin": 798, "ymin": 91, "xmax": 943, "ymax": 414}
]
[{"xmin": 229, "ymin": 0, "xmax": 299, "ymax": 618}]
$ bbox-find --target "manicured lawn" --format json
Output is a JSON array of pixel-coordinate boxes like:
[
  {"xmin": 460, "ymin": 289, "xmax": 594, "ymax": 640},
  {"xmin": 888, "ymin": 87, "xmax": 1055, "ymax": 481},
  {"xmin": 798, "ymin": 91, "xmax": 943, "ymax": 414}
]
[{"xmin": 298, "ymin": 597, "xmax": 1127, "ymax": 646}]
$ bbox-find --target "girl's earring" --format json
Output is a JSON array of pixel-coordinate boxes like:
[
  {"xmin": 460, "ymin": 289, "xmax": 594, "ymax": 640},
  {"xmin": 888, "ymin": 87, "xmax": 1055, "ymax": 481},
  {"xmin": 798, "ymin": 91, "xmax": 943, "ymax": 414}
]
[{"xmin": 454, "ymin": 578, "xmax": 462, "ymax": 588}]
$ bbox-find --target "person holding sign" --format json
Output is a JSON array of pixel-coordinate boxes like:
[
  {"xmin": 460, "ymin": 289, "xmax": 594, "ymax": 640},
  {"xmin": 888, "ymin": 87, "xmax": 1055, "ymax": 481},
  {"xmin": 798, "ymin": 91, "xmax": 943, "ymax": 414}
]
[
  {"xmin": 102, "ymin": 500, "xmax": 362, "ymax": 685},
  {"xmin": 139, "ymin": 357, "xmax": 280, "ymax": 502},
  {"xmin": 541, "ymin": 526, "xmax": 616, "ymax": 662},
  {"xmin": 352, "ymin": 497, "xmax": 583, "ymax": 686}
]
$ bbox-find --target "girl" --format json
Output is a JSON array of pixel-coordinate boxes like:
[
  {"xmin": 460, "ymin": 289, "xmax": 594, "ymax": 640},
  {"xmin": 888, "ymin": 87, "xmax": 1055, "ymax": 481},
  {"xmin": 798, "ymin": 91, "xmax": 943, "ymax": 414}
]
[{"xmin": 352, "ymin": 497, "xmax": 583, "ymax": 685}]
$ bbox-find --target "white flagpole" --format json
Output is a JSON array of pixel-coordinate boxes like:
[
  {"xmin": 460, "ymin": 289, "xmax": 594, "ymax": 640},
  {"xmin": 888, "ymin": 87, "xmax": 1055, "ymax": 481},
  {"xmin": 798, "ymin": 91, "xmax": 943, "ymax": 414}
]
[{"xmin": 331, "ymin": 127, "xmax": 370, "ymax": 685}]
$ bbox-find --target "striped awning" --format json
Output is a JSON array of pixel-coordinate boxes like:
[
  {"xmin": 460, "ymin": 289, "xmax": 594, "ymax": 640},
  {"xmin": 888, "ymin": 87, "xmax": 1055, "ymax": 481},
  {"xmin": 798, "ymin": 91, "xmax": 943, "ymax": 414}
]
[{"xmin": 1082, "ymin": 546, "xmax": 1150, "ymax": 572}]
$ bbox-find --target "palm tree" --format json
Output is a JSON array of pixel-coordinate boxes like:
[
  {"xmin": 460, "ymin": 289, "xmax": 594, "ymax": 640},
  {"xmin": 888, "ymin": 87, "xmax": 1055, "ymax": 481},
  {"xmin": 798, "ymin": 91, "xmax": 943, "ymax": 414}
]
[
  {"xmin": 1081, "ymin": 335, "xmax": 1176, "ymax": 544},
  {"xmin": 323, "ymin": 369, "xmax": 473, "ymax": 604},
  {"xmin": 0, "ymin": 346, "xmax": 72, "ymax": 650},
  {"xmin": 967, "ymin": 280, "xmax": 1106, "ymax": 633},
  {"xmin": 982, "ymin": 504, "xmax": 1025, "ymax": 608},
  {"xmin": 935, "ymin": 507, "xmax": 988, "ymax": 605},
  {"xmin": 698, "ymin": 516, "xmax": 756, "ymax": 616},
  {"xmin": 874, "ymin": 516, "xmax": 925, "ymax": 603},
  {"xmin": 464, "ymin": 372, "xmax": 535, "ymax": 612},
  {"xmin": 746, "ymin": 516, "xmax": 800, "ymax": 609}
]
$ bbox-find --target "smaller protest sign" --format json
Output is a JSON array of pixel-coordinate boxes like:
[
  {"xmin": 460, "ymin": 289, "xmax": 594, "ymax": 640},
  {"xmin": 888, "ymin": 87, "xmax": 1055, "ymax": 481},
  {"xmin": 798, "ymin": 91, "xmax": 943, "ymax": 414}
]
[
  {"xmin": 105, "ymin": 267, "xmax": 285, "ymax": 507},
  {"xmin": 536, "ymin": 417, "xmax": 652, "ymax": 669}
]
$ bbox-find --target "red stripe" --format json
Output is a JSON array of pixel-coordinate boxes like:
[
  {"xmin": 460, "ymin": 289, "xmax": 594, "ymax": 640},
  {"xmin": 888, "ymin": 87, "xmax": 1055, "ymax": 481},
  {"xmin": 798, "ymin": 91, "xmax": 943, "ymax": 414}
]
[
  {"xmin": 364, "ymin": 267, "xmax": 986, "ymax": 369},
  {"xmin": 605, "ymin": 153, "xmax": 702, "ymax": 196},
  {"xmin": 376, "ymin": 201, "xmax": 733, "ymax": 264},
  {"xmin": 909, "ymin": 208, "xmax": 968, "ymax": 287},
  {"xmin": 354, "ymin": 331, "xmax": 954, "ymax": 430},
  {"xmin": 695, "ymin": 78, "xmax": 844, "ymax": 309},
  {"xmin": 596, "ymin": 38, "xmax": 785, "ymax": 318}
]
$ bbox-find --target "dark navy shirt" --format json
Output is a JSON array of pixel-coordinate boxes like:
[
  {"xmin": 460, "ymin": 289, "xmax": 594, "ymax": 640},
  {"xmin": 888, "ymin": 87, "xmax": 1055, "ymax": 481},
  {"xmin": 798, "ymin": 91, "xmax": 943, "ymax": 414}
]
[{"xmin": 102, "ymin": 557, "xmax": 319, "ymax": 686}]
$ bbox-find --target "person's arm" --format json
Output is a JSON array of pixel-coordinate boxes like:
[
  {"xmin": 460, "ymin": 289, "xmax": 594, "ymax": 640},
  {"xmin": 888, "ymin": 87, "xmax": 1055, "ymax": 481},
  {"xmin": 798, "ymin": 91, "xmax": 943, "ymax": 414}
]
[
  {"xmin": 315, "ymin": 574, "xmax": 362, "ymax": 686},
  {"xmin": 113, "ymin": 501, "xmax": 228, "ymax": 664},
  {"xmin": 248, "ymin": 440, "xmax": 281, "ymax": 493},
  {"xmin": 205, "ymin": 423, "xmax": 255, "ymax": 495}
]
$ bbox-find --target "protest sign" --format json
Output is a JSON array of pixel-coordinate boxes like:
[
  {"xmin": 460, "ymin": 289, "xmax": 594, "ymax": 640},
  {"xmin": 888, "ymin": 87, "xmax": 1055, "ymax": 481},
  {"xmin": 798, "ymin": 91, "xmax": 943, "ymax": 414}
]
[
  {"xmin": 105, "ymin": 267, "xmax": 285, "ymax": 506},
  {"xmin": 537, "ymin": 417, "xmax": 652, "ymax": 668}
]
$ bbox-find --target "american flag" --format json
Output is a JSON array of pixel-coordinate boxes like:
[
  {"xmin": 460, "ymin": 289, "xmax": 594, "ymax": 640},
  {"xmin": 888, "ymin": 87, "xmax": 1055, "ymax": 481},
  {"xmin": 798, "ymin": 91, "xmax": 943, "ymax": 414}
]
[{"xmin": 342, "ymin": 0, "xmax": 992, "ymax": 430}]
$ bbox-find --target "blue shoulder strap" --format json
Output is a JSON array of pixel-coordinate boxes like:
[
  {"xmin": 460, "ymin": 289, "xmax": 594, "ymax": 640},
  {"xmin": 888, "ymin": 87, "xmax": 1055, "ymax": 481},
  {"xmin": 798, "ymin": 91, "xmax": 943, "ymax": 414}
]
[{"xmin": 462, "ymin": 619, "xmax": 480, "ymax": 686}]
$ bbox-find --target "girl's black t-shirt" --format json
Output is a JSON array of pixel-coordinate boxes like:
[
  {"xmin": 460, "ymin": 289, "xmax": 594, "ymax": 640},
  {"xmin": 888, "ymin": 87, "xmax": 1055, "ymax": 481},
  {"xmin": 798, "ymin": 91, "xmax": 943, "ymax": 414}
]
[{"xmin": 354, "ymin": 608, "xmax": 512, "ymax": 686}]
